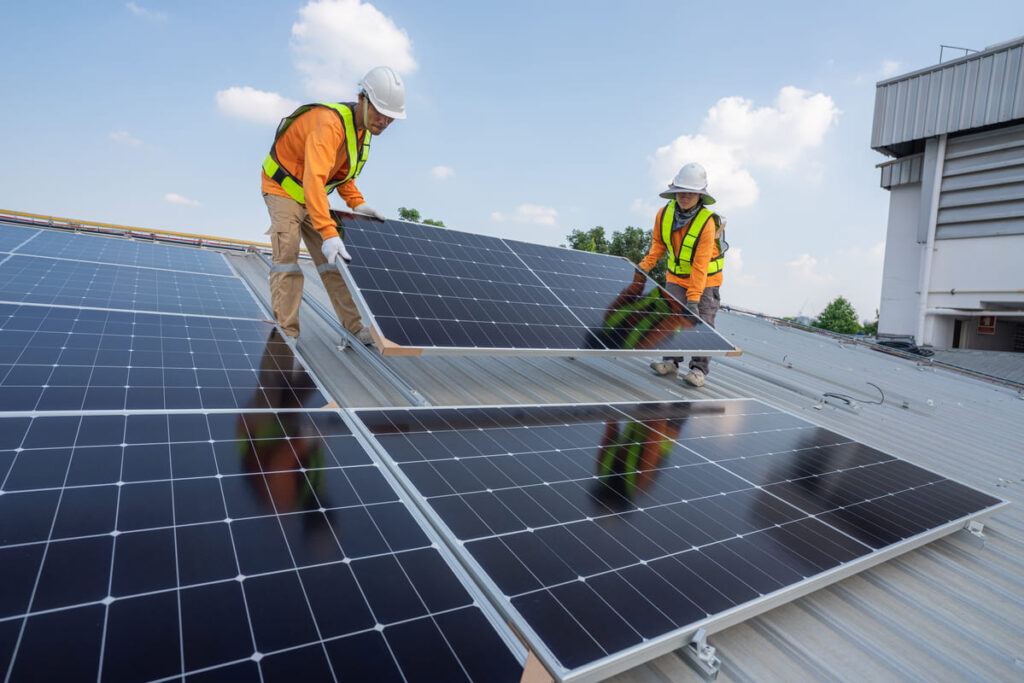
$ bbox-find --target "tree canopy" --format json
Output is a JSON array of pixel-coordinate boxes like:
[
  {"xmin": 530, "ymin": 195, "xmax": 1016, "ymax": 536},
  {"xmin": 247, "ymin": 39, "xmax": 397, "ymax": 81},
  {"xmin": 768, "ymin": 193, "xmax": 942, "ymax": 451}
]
[
  {"xmin": 812, "ymin": 296, "xmax": 861, "ymax": 334},
  {"xmin": 397, "ymin": 207, "xmax": 445, "ymax": 227},
  {"xmin": 565, "ymin": 225, "xmax": 665, "ymax": 285}
]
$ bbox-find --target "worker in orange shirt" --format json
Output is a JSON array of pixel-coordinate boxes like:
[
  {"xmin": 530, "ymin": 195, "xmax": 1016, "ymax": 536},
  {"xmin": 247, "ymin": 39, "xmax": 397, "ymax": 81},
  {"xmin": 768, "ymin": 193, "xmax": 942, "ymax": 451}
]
[
  {"xmin": 638, "ymin": 163, "xmax": 727, "ymax": 387},
  {"xmin": 261, "ymin": 65, "xmax": 406, "ymax": 343}
]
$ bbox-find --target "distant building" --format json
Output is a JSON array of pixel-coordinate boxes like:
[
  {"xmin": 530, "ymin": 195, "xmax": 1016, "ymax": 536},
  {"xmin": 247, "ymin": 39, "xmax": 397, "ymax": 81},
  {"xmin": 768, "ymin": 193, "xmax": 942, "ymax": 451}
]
[{"xmin": 871, "ymin": 35, "xmax": 1024, "ymax": 352}]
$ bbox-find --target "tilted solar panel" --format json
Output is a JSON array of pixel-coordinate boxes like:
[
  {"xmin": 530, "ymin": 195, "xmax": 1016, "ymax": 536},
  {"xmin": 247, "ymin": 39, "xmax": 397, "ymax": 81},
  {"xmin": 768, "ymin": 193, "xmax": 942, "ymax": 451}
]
[
  {"xmin": 353, "ymin": 399, "xmax": 1005, "ymax": 681},
  {"xmin": 334, "ymin": 213, "xmax": 739, "ymax": 357},
  {"xmin": 0, "ymin": 255, "xmax": 262, "ymax": 319},
  {"xmin": 0, "ymin": 304, "xmax": 329, "ymax": 411},
  {"xmin": 12, "ymin": 229, "xmax": 235, "ymax": 276},
  {"xmin": 0, "ymin": 226, "xmax": 40, "ymax": 253},
  {"xmin": 0, "ymin": 410, "xmax": 525, "ymax": 681}
]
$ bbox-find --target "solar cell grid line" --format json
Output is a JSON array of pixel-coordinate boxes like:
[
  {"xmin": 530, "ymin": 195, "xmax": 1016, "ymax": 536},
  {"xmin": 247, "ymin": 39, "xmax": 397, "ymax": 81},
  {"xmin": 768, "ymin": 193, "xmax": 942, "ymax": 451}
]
[
  {"xmin": 0, "ymin": 409, "xmax": 526, "ymax": 682},
  {"xmin": 333, "ymin": 212, "xmax": 739, "ymax": 357},
  {"xmin": 0, "ymin": 255, "xmax": 263, "ymax": 319},
  {"xmin": 11, "ymin": 228, "xmax": 236, "ymax": 276},
  {"xmin": 0, "ymin": 303, "xmax": 331, "ymax": 411},
  {"xmin": 0, "ymin": 225, "xmax": 41, "ymax": 254},
  {"xmin": 351, "ymin": 399, "xmax": 1006, "ymax": 682}
]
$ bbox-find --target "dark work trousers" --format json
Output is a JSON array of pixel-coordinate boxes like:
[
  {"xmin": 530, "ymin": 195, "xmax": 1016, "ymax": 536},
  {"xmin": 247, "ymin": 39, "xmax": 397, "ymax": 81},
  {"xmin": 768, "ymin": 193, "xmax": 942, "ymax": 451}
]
[{"xmin": 663, "ymin": 283, "xmax": 721, "ymax": 375}]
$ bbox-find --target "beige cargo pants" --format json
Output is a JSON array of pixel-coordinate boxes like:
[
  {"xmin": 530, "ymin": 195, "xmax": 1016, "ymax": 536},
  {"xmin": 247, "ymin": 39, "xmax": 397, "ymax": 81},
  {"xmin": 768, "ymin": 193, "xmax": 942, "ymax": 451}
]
[{"xmin": 263, "ymin": 192, "xmax": 363, "ymax": 338}]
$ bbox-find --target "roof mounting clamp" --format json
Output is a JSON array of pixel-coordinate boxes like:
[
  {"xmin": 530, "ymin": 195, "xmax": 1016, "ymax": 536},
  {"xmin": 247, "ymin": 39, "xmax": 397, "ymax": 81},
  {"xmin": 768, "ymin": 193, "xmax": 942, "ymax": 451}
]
[
  {"xmin": 677, "ymin": 628, "xmax": 721, "ymax": 680},
  {"xmin": 958, "ymin": 520, "xmax": 988, "ymax": 550}
]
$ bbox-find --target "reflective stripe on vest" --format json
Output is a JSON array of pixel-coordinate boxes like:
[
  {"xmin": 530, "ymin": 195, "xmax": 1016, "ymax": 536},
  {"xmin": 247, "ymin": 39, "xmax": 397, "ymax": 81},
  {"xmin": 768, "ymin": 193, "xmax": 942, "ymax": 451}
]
[
  {"xmin": 262, "ymin": 103, "xmax": 371, "ymax": 205},
  {"xmin": 660, "ymin": 201, "xmax": 724, "ymax": 277}
]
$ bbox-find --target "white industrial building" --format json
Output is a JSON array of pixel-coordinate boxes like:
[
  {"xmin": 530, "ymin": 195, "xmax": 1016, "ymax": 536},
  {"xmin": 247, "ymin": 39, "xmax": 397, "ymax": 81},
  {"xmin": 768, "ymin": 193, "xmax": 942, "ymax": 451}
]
[{"xmin": 872, "ymin": 35, "xmax": 1024, "ymax": 352}]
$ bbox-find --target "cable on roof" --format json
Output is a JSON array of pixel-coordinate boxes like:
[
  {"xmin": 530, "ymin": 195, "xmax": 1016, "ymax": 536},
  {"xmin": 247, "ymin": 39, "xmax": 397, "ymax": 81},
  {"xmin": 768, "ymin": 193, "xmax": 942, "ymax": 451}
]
[{"xmin": 822, "ymin": 382, "xmax": 885, "ymax": 407}]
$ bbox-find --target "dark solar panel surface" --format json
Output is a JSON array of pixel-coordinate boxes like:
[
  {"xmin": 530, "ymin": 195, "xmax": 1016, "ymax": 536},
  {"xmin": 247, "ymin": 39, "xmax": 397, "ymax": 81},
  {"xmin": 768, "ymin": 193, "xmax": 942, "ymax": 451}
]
[
  {"xmin": 0, "ymin": 410, "xmax": 523, "ymax": 682},
  {"xmin": 0, "ymin": 255, "xmax": 262, "ymax": 318},
  {"xmin": 354, "ymin": 399, "xmax": 1003, "ymax": 675},
  {"xmin": 0, "ymin": 226, "xmax": 40, "ymax": 253},
  {"xmin": 0, "ymin": 304, "xmax": 328, "ymax": 411},
  {"xmin": 337, "ymin": 214, "xmax": 735, "ymax": 355},
  {"xmin": 12, "ymin": 229, "xmax": 235, "ymax": 276}
]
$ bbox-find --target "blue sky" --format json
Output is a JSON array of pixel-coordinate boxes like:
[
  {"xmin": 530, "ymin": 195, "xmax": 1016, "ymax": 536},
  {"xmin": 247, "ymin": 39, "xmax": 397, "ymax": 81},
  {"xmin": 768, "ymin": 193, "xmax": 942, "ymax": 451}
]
[{"xmin": 2, "ymin": 1, "xmax": 1022, "ymax": 320}]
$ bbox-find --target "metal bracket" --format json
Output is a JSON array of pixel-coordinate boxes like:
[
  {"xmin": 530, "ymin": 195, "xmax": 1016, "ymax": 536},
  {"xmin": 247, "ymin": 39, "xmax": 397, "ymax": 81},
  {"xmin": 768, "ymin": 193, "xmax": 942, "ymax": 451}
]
[
  {"xmin": 957, "ymin": 520, "xmax": 987, "ymax": 550},
  {"xmin": 676, "ymin": 628, "xmax": 721, "ymax": 680}
]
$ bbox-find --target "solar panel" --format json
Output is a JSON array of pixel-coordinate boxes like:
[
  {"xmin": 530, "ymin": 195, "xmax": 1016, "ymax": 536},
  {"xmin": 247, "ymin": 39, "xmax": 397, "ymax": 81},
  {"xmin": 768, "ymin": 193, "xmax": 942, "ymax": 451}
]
[
  {"xmin": 353, "ymin": 399, "xmax": 1005, "ymax": 680},
  {"xmin": 334, "ymin": 213, "xmax": 739, "ymax": 357},
  {"xmin": 0, "ymin": 409, "xmax": 525, "ymax": 681},
  {"xmin": 11, "ymin": 229, "xmax": 235, "ymax": 276},
  {"xmin": 0, "ymin": 255, "xmax": 262, "ymax": 319},
  {"xmin": 0, "ymin": 225, "xmax": 40, "ymax": 253},
  {"xmin": 0, "ymin": 303, "xmax": 330, "ymax": 411}
]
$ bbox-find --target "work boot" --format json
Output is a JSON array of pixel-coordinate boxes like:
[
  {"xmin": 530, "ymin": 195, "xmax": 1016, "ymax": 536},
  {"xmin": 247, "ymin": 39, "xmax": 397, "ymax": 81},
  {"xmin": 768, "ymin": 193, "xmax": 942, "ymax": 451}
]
[
  {"xmin": 650, "ymin": 360, "xmax": 678, "ymax": 376},
  {"xmin": 681, "ymin": 367, "xmax": 705, "ymax": 387},
  {"xmin": 355, "ymin": 327, "xmax": 374, "ymax": 345}
]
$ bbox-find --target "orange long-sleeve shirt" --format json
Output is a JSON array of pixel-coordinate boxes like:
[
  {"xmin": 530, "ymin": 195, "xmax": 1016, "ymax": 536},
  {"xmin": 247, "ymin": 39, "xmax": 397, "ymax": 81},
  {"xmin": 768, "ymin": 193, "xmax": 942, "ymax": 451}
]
[
  {"xmin": 261, "ymin": 106, "xmax": 367, "ymax": 240},
  {"xmin": 638, "ymin": 204, "xmax": 724, "ymax": 301}
]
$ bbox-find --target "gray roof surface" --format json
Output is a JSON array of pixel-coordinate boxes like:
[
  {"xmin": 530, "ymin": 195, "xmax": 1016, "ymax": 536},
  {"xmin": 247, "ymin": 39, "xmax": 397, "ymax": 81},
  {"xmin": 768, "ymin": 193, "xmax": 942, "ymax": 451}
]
[
  {"xmin": 931, "ymin": 348, "xmax": 1024, "ymax": 385},
  {"xmin": 231, "ymin": 251, "xmax": 1024, "ymax": 683},
  {"xmin": 872, "ymin": 35, "xmax": 1024, "ymax": 157}
]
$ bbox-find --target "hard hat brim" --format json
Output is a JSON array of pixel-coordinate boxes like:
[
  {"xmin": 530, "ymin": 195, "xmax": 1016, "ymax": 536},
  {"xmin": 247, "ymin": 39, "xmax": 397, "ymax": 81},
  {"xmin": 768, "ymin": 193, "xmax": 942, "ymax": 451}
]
[
  {"xmin": 659, "ymin": 187, "xmax": 716, "ymax": 204},
  {"xmin": 375, "ymin": 106, "xmax": 406, "ymax": 120}
]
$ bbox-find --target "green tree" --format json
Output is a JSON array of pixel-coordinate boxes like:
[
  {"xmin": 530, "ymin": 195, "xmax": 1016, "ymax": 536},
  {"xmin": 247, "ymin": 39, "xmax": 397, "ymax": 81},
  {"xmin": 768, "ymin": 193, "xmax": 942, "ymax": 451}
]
[
  {"xmin": 812, "ymin": 296, "xmax": 862, "ymax": 334},
  {"xmin": 398, "ymin": 207, "xmax": 445, "ymax": 227},
  {"xmin": 565, "ymin": 226, "xmax": 610, "ymax": 254},
  {"xmin": 565, "ymin": 226, "xmax": 665, "ymax": 285},
  {"xmin": 862, "ymin": 309, "xmax": 879, "ymax": 336},
  {"xmin": 397, "ymin": 206, "xmax": 420, "ymax": 222}
]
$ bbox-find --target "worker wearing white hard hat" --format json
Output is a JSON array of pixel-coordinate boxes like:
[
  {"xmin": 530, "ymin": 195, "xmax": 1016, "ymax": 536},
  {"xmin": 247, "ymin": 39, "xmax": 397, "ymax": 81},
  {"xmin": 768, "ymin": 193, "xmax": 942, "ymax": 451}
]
[
  {"xmin": 260, "ymin": 66, "xmax": 406, "ymax": 343},
  {"xmin": 638, "ymin": 162, "xmax": 728, "ymax": 387}
]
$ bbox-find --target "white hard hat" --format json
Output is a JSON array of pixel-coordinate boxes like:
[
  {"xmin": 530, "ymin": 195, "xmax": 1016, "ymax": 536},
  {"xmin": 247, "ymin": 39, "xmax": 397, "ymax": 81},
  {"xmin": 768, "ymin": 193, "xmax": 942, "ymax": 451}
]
[
  {"xmin": 358, "ymin": 66, "xmax": 406, "ymax": 119},
  {"xmin": 659, "ymin": 162, "xmax": 715, "ymax": 204}
]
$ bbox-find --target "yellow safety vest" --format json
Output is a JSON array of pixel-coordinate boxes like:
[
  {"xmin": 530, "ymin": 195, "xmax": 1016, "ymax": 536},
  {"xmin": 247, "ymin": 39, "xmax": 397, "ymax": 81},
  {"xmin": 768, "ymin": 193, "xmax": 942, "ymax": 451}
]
[
  {"xmin": 262, "ymin": 103, "xmax": 371, "ymax": 205},
  {"xmin": 660, "ymin": 201, "xmax": 724, "ymax": 277}
]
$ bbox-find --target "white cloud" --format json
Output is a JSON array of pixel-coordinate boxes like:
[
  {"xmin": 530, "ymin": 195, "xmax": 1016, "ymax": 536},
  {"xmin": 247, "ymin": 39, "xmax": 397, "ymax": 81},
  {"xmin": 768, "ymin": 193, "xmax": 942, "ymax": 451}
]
[
  {"xmin": 881, "ymin": 60, "xmax": 901, "ymax": 77},
  {"xmin": 291, "ymin": 0, "xmax": 417, "ymax": 100},
  {"xmin": 650, "ymin": 87, "xmax": 840, "ymax": 209},
  {"xmin": 724, "ymin": 247, "xmax": 757, "ymax": 287},
  {"xmin": 787, "ymin": 253, "xmax": 837, "ymax": 286},
  {"xmin": 869, "ymin": 241, "xmax": 885, "ymax": 264},
  {"xmin": 126, "ymin": 2, "xmax": 167, "ymax": 20},
  {"xmin": 215, "ymin": 87, "xmax": 299, "ymax": 124},
  {"xmin": 429, "ymin": 166, "xmax": 455, "ymax": 180},
  {"xmin": 630, "ymin": 197, "xmax": 661, "ymax": 218},
  {"xmin": 109, "ymin": 131, "xmax": 143, "ymax": 147},
  {"xmin": 652, "ymin": 135, "xmax": 759, "ymax": 208},
  {"xmin": 491, "ymin": 204, "xmax": 558, "ymax": 226},
  {"xmin": 165, "ymin": 193, "xmax": 200, "ymax": 207}
]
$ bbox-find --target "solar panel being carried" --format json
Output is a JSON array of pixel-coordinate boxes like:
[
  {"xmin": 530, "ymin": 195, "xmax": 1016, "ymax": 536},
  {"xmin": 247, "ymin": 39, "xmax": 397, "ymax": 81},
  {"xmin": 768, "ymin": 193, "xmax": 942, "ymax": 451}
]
[
  {"xmin": 334, "ymin": 213, "xmax": 739, "ymax": 357},
  {"xmin": 353, "ymin": 399, "xmax": 1005, "ymax": 681},
  {"xmin": 0, "ymin": 409, "xmax": 525, "ymax": 681}
]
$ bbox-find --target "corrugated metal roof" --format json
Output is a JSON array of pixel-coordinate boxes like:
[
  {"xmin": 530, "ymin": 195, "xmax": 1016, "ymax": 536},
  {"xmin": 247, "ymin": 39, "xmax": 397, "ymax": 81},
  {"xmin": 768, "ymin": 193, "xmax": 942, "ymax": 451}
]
[
  {"xmin": 872, "ymin": 35, "xmax": 1024, "ymax": 157},
  {"xmin": 233, "ymin": 252, "xmax": 1024, "ymax": 682},
  {"xmin": 931, "ymin": 348, "xmax": 1024, "ymax": 384}
]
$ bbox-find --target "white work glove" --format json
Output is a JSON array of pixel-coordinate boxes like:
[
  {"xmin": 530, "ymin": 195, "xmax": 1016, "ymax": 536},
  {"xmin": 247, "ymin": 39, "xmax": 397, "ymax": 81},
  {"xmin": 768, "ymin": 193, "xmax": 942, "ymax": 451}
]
[
  {"xmin": 684, "ymin": 299, "xmax": 699, "ymax": 314},
  {"xmin": 353, "ymin": 203, "xmax": 385, "ymax": 220},
  {"xmin": 321, "ymin": 235, "xmax": 352, "ymax": 263}
]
